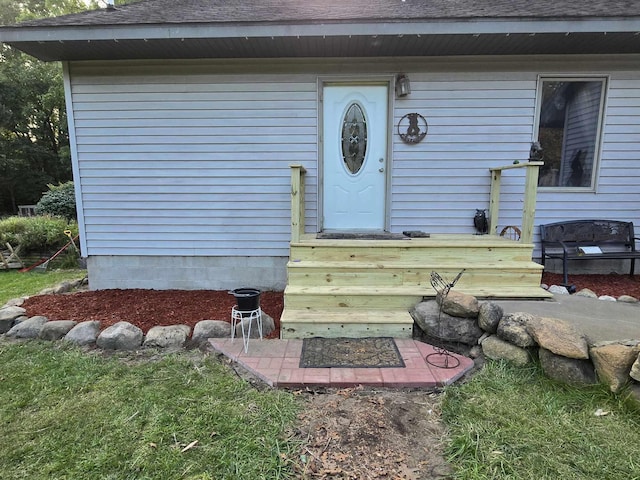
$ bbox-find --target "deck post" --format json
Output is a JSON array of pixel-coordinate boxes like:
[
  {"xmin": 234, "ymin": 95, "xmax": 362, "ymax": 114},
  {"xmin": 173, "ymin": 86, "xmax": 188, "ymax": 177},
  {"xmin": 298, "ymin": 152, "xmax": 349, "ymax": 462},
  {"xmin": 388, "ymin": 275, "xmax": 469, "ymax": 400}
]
[
  {"xmin": 488, "ymin": 169, "xmax": 502, "ymax": 235},
  {"xmin": 521, "ymin": 162, "xmax": 541, "ymax": 244},
  {"xmin": 290, "ymin": 164, "xmax": 306, "ymax": 243}
]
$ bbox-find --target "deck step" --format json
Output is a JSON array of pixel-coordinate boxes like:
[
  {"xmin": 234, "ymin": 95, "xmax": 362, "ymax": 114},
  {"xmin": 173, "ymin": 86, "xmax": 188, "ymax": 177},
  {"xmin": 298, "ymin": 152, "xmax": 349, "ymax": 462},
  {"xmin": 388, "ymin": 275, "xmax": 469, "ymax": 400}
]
[
  {"xmin": 284, "ymin": 284, "xmax": 551, "ymax": 310},
  {"xmin": 287, "ymin": 261, "xmax": 543, "ymax": 288},
  {"xmin": 292, "ymin": 234, "xmax": 533, "ymax": 248},
  {"xmin": 287, "ymin": 260, "xmax": 543, "ymax": 269},
  {"xmin": 279, "ymin": 308, "xmax": 414, "ymax": 339},
  {"xmin": 290, "ymin": 245, "xmax": 534, "ymax": 263},
  {"xmin": 282, "ymin": 234, "xmax": 547, "ymax": 338}
]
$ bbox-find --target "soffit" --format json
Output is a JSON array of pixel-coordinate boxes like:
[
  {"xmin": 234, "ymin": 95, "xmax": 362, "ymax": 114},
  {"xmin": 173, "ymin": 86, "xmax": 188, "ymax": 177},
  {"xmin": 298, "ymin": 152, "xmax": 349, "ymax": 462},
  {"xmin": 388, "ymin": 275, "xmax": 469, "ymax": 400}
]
[{"xmin": 8, "ymin": 31, "xmax": 640, "ymax": 62}]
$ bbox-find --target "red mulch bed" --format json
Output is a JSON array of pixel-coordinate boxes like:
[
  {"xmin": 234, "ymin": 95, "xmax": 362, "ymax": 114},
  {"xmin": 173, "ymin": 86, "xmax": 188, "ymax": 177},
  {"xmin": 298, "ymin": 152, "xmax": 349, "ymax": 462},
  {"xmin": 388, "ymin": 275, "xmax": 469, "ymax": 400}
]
[
  {"xmin": 541, "ymin": 272, "xmax": 640, "ymax": 298},
  {"xmin": 20, "ymin": 274, "xmax": 640, "ymax": 340},
  {"xmin": 22, "ymin": 289, "xmax": 284, "ymax": 339}
]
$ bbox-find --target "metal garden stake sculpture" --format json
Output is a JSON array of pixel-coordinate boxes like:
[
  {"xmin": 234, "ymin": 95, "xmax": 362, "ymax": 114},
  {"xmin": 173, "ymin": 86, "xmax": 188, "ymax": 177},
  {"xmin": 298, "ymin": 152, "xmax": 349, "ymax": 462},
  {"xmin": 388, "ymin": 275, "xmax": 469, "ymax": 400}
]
[{"xmin": 425, "ymin": 269, "xmax": 465, "ymax": 369}]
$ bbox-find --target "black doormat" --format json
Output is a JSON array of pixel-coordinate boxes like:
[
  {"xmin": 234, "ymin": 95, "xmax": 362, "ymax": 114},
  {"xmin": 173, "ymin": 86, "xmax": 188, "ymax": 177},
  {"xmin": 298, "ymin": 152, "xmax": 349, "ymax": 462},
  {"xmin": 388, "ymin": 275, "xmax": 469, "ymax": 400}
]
[
  {"xmin": 300, "ymin": 337, "xmax": 406, "ymax": 368},
  {"xmin": 316, "ymin": 232, "xmax": 407, "ymax": 240}
]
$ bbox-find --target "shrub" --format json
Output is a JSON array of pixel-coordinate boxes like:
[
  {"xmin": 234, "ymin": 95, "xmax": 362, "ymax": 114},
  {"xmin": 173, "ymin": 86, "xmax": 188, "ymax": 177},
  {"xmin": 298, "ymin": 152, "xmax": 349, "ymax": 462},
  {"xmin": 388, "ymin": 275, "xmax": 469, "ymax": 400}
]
[
  {"xmin": 0, "ymin": 216, "xmax": 78, "ymax": 254},
  {"xmin": 35, "ymin": 181, "xmax": 77, "ymax": 220},
  {"xmin": 49, "ymin": 249, "xmax": 82, "ymax": 269}
]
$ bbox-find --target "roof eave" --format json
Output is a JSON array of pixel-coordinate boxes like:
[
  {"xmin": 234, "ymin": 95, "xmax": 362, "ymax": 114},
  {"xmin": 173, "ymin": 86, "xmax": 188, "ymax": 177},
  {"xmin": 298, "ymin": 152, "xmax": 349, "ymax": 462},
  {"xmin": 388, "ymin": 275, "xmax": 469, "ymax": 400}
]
[
  {"xmin": 2, "ymin": 18, "xmax": 640, "ymax": 62},
  {"xmin": 2, "ymin": 17, "xmax": 640, "ymax": 43}
]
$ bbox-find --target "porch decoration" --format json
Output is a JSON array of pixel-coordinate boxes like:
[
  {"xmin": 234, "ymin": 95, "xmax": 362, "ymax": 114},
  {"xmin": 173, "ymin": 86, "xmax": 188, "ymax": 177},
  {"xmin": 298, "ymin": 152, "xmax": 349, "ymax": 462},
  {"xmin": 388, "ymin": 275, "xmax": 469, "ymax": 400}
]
[
  {"xmin": 398, "ymin": 113, "xmax": 427, "ymax": 144},
  {"xmin": 425, "ymin": 269, "xmax": 465, "ymax": 369},
  {"xmin": 473, "ymin": 209, "xmax": 489, "ymax": 235},
  {"xmin": 529, "ymin": 141, "xmax": 544, "ymax": 162},
  {"xmin": 229, "ymin": 288, "xmax": 263, "ymax": 352}
]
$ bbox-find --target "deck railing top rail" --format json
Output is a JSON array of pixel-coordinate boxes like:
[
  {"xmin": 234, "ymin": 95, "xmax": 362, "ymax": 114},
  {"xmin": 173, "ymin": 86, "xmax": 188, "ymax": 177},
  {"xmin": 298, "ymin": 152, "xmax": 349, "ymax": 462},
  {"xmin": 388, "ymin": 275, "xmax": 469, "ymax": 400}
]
[{"xmin": 489, "ymin": 162, "xmax": 544, "ymax": 173}]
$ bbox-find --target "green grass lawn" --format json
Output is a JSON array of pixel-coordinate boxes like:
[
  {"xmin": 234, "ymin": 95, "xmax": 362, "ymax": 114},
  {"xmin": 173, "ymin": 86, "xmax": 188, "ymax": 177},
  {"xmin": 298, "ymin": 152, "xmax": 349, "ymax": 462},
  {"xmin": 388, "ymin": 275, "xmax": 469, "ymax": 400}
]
[
  {"xmin": 0, "ymin": 342, "xmax": 299, "ymax": 479},
  {"xmin": 442, "ymin": 360, "xmax": 640, "ymax": 480},
  {"xmin": 0, "ymin": 269, "xmax": 86, "ymax": 306}
]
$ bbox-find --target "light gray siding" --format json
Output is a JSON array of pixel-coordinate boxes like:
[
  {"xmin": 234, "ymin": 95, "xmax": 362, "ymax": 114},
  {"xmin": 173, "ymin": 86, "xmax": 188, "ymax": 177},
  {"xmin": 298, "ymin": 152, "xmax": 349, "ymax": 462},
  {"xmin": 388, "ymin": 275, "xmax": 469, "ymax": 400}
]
[
  {"xmin": 69, "ymin": 63, "xmax": 318, "ymax": 257},
  {"xmin": 390, "ymin": 73, "xmax": 537, "ymax": 235},
  {"xmin": 67, "ymin": 58, "xmax": 640, "ymax": 266},
  {"xmin": 391, "ymin": 68, "xmax": 639, "ymax": 253}
]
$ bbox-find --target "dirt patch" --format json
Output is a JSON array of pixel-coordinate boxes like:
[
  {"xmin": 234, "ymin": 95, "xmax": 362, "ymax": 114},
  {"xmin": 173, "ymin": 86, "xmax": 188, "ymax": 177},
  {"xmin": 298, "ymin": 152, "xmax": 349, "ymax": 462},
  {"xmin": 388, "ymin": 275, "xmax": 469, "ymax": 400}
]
[
  {"xmin": 22, "ymin": 289, "xmax": 284, "ymax": 338},
  {"xmin": 292, "ymin": 387, "xmax": 451, "ymax": 479}
]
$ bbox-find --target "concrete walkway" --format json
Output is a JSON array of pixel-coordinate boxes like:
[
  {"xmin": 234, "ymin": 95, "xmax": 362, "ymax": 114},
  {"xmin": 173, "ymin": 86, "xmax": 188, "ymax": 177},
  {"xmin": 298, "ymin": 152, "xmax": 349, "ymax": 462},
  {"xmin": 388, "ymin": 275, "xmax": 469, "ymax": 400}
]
[{"xmin": 498, "ymin": 294, "xmax": 639, "ymax": 343}]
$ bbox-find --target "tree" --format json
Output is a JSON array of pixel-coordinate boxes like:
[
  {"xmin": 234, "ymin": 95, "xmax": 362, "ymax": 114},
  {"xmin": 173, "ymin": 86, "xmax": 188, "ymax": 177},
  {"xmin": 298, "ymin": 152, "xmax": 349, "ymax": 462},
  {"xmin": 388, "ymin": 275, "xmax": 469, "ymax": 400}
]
[
  {"xmin": 35, "ymin": 181, "xmax": 77, "ymax": 219},
  {"xmin": 0, "ymin": 0, "xmax": 90, "ymax": 215},
  {"xmin": 0, "ymin": 1, "xmax": 21, "ymax": 26}
]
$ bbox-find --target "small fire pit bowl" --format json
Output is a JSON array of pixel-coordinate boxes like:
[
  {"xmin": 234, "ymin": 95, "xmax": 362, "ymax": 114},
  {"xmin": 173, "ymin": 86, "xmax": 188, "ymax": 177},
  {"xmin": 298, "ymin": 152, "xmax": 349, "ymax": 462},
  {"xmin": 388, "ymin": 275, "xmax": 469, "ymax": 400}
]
[{"xmin": 229, "ymin": 288, "xmax": 261, "ymax": 312}]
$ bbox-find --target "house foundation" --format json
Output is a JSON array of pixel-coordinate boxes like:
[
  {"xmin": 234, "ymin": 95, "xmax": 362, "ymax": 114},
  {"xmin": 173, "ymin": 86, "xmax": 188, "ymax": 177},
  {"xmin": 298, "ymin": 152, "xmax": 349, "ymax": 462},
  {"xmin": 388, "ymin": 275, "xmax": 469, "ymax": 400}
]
[{"xmin": 87, "ymin": 256, "xmax": 287, "ymax": 291}]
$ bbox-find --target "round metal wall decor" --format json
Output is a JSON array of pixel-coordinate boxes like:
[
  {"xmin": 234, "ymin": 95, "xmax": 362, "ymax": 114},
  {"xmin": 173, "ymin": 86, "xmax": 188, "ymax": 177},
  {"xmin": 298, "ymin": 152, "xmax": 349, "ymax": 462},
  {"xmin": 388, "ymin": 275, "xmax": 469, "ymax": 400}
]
[{"xmin": 398, "ymin": 113, "xmax": 428, "ymax": 144}]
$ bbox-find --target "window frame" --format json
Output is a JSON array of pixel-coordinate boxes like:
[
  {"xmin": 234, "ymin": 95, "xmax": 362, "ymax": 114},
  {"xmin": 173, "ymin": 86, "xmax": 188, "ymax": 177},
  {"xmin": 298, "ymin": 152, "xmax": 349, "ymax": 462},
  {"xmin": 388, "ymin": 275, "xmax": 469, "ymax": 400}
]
[{"xmin": 534, "ymin": 75, "xmax": 608, "ymax": 192}]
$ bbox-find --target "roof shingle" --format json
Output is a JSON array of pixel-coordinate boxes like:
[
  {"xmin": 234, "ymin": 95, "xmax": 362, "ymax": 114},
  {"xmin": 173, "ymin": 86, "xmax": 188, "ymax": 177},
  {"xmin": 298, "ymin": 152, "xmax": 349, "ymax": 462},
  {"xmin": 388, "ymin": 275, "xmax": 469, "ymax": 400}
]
[{"xmin": 13, "ymin": 0, "xmax": 640, "ymax": 28}]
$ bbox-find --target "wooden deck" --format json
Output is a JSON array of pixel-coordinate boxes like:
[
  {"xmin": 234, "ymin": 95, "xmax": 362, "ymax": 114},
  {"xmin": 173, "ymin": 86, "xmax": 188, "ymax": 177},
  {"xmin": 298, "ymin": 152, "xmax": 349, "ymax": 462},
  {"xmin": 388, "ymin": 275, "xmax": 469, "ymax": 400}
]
[
  {"xmin": 282, "ymin": 162, "xmax": 549, "ymax": 339},
  {"xmin": 280, "ymin": 234, "xmax": 550, "ymax": 339}
]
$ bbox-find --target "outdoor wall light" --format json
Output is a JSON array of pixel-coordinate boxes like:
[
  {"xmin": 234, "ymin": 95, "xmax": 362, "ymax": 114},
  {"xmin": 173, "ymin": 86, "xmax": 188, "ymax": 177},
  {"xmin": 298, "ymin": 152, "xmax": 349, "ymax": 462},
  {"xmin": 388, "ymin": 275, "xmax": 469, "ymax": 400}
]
[{"xmin": 395, "ymin": 74, "xmax": 411, "ymax": 98}]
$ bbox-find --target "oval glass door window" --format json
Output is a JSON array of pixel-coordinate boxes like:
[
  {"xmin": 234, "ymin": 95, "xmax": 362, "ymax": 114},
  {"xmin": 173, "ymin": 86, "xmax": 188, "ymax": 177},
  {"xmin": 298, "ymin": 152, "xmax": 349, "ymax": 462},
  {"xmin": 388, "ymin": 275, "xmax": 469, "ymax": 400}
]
[{"xmin": 341, "ymin": 103, "xmax": 367, "ymax": 175}]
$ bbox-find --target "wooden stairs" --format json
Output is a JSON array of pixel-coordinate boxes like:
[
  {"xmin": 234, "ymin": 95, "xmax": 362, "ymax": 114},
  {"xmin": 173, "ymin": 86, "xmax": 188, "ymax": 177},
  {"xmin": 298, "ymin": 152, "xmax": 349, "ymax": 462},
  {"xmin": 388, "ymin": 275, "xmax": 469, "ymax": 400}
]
[{"xmin": 279, "ymin": 234, "xmax": 551, "ymax": 339}]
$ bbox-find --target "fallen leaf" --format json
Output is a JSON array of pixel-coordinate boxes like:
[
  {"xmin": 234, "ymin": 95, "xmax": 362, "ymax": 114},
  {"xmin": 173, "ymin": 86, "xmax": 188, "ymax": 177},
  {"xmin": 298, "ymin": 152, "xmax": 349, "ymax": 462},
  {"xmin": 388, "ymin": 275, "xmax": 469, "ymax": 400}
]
[
  {"xmin": 149, "ymin": 442, "xmax": 157, "ymax": 448},
  {"xmin": 181, "ymin": 440, "xmax": 198, "ymax": 453}
]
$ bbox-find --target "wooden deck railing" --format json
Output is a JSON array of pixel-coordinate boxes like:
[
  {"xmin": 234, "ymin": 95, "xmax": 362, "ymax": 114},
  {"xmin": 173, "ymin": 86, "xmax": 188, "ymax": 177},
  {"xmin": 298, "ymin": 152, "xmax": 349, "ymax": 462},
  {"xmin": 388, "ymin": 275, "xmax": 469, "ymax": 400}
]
[
  {"xmin": 488, "ymin": 161, "xmax": 543, "ymax": 244},
  {"xmin": 290, "ymin": 162, "xmax": 540, "ymax": 244},
  {"xmin": 290, "ymin": 164, "xmax": 307, "ymax": 243}
]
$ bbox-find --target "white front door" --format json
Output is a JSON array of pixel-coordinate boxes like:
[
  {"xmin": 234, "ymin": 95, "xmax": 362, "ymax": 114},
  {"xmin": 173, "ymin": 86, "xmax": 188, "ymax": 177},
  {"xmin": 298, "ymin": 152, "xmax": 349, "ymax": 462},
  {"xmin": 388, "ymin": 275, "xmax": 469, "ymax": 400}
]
[{"xmin": 322, "ymin": 85, "xmax": 388, "ymax": 230}]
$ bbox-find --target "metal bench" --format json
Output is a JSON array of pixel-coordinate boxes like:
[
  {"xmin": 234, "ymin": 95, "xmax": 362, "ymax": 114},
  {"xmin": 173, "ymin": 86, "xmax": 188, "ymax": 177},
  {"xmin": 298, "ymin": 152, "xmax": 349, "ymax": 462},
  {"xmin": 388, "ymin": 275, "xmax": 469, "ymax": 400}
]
[{"xmin": 540, "ymin": 219, "xmax": 640, "ymax": 286}]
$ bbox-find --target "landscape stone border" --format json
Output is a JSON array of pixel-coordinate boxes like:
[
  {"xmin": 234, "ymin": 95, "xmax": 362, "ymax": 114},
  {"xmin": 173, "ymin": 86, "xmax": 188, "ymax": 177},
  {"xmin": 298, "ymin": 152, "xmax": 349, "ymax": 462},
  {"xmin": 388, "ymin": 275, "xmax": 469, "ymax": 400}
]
[
  {"xmin": 543, "ymin": 283, "xmax": 640, "ymax": 304},
  {"xmin": 0, "ymin": 278, "xmax": 275, "ymax": 351},
  {"xmin": 410, "ymin": 287, "xmax": 640, "ymax": 404}
]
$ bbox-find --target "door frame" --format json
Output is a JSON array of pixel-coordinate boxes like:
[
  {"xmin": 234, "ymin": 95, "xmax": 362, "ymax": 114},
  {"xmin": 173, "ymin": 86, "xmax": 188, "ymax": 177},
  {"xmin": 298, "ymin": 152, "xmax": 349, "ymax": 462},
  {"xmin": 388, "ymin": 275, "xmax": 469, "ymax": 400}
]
[{"xmin": 317, "ymin": 76, "xmax": 394, "ymax": 232}]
